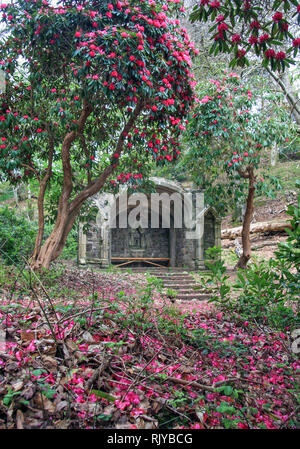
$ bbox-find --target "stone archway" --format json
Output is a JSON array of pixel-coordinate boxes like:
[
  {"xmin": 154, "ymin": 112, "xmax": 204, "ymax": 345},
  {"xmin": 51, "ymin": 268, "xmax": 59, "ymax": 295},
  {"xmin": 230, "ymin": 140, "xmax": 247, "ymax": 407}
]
[
  {"xmin": 110, "ymin": 210, "xmax": 170, "ymax": 266},
  {"xmin": 78, "ymin": 177, "xmax": 221, "ymax": 269},
  {"xmin": 109, "ymin": 190, "xmax": 174, "ymax": 267}
]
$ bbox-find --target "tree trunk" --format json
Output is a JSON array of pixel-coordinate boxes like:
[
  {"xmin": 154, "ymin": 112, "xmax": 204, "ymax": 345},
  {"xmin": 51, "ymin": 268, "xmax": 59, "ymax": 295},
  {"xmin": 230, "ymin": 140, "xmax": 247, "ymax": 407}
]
[
  {"xmin": 280, "ymin": 72, "xmax": 300, "ymax": 128},
  {"xmin": 236, "ymin": 169, "xmax": 255, "ymax": 269},
  {"xmin": 233, "ymin": 180, "xmax": 245, "ymax": 223},
  {"xmin": 13, "ymin": 186, "xmax": 19, "ymax": 207},
  {"xmin": 27, "ymin": 183, "xmax": 34, "ymax": 221},
  {"xmin": 31, "ymin": 180, "xmax": 48, "ymax": 264},
  {"xmin": 31, "ymin": 140, "xmax": 54, "ymax": 266},
  {"xmin": 222, "ymin": 220, "xmax": 292, "ymax": 239},
  {"xmin": 267, "ymin": 68, "xmax": 300, "ymax": 129},
  {"xmin": 271, "ymin": 143, "xmax": 279, "ymax": 167},
  {"xmin": 31, "ymin": 214, "xmax": 69, "ymax": 270},
  {"xmin": 30, "ymin": 167, "xmax": 112, "ymax": 270},
  {"xmin": 30, "ymin": 100, "xmax": 144, "ymax": 270}
]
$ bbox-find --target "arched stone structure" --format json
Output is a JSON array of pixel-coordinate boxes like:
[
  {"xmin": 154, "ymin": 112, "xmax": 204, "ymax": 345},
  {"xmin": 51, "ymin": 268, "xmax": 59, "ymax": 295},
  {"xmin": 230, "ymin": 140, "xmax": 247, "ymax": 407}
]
[{"xmin": 78, "ymin": 178, "xmax": 221, "ymax": 269}]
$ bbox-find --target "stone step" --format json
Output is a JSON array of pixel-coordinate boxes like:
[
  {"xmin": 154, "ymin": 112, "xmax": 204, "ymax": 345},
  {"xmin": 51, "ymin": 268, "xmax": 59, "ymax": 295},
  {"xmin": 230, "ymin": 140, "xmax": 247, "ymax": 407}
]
[
  {"xmin": 160, "ymin": 282, "xmax": 196, "ymax": 286},
  {"xmin": 133, "ymin": 272, "xmax": 192, "ymax": 277},
  {"xmin": 161, "ymin": 279, "xmax": 197, "ymax": 285},
  {"xmin": 172, "ymin": 288, "xmax": 206, "ymax": 294},
  {"xmin": 151, "ymin": 270, "xmax": 190, "ymax": 276},
  {"xmin": 162, "ymin": 283, "xmax": 197, "ymax": 288},
  {"xmin": 163, "ymin": 283, "xmax": 200, "ymax": 289},
  {"xmin": 175, "ymin": 294, "xmax": 211, "ymax": 301},
  {"xmin": 125, "ymin": 268, "xmax": 193, "ymax": 272},
  {"xmin": 130, "ymin": 272, "xmax": 196, "ymax": 277},
  {"xmin": 120, "ymin": 267, "xmax": 211, "ymax": 302},
  {"xmin": 163, "ymin": 286, "xmax": 206, "ymax": 292},
  {"xmin": 156, "ymin": 274, "xmax": 193, "ymax": 279},
  {"xmin": 157, "ymin": 275, "xmax": 195, "ymax": 279}
]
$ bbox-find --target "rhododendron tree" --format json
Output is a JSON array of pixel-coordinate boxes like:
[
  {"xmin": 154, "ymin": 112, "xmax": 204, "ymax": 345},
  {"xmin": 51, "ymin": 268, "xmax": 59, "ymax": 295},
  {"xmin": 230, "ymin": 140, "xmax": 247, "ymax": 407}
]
[
  {"xmin": 186, "ymin": 72, "xmax": 294, "ymax": 268},
  {"xmin": 190, "ymin": 0, "xmax": 300, "ymax": 71},
  {"xmin": 0, "ymin": 0, "xmax": 197, "ymax": 269}
]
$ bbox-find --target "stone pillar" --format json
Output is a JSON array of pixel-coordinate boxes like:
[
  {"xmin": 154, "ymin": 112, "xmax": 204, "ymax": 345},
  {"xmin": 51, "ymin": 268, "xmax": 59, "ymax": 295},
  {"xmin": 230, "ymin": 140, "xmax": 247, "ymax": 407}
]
[
  {"xmin": 271, "ymin": 143, "xmax": 279, "ymax": 167},
  {"xmin": 233, "ymin": 180, "xmax": 245, "ymax": 223},
  {"xmin": 194, "ymin": 191, "xmax": 206, "ymax": 270},
  {"xmin": 78, "ymin": 222, "xmax": 87, "ymax": 265},
  {"xmin": 215, "ymin": 218, "xmax": 222, "ymax": 249},
  {"xmin": 99, "ymin": 222, "xmax": 111, "ymax": 268},
  {"xmin": 169, "ymin": 228, "xmax": 176, "ymax": 267}
]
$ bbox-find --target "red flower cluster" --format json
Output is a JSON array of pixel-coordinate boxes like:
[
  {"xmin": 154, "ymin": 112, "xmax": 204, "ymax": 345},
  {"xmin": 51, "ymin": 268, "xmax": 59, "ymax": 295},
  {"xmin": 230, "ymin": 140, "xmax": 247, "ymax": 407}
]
[
  {"xmin": 276, "ymin": 51, "xmax": 286, "ymax": 61},
  {"xmin": 232, "ymin": 34, "xmax": 241, "ymax": 44},
  {"xmin": 272, "ymin": 11, "xmax": 283, "ymax": 22},
  {"xmin": 0, "ymin": 0, "xmax": 198, "ymax": 183},
  {"xmin": 195, "ymin": 0, "xmax": 299, "ymax": 70},
  {"xmin": 237, "ymin": 49, "xmax": 246, "ymax": 58},
  {"xmin": 265, "ymin": 49, "xmax": 276, "ymax": 59},
  {"xmin": 293, "ymin": 38, "xmax": 300, "ymax": 48}
]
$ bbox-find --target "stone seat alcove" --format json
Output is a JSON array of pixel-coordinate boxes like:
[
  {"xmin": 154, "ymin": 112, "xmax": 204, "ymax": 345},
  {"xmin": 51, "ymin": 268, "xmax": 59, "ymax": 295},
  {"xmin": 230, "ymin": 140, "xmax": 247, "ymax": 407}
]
[{"xmin": 78, "ymin": 177, "xmax": 221, "ymax": 269}]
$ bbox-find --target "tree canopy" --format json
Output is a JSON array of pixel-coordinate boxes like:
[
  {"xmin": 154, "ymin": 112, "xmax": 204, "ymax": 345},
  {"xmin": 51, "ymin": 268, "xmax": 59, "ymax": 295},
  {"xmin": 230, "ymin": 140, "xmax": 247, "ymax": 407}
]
[
  {"xmin": 0, "ymin": 0, "xmax": 197, "ymax": 268},
  {"xmin": 0, "ymin": 0, "xmax": 298, "ymax": 269},
  {"xmin": 190, "ymin": 0, "xmax": 300, "ymax": 71},
  {"xmin": 185, "ymin": 71, "xmax": 297, "ymax": 266}
]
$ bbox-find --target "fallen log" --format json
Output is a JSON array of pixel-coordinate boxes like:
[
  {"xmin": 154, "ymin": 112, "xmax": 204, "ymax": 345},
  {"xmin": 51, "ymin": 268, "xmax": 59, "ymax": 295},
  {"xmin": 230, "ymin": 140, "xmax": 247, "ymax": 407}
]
[{"xmin": 222, "ymin": 221, "xmax": 292, "ymax": 240}]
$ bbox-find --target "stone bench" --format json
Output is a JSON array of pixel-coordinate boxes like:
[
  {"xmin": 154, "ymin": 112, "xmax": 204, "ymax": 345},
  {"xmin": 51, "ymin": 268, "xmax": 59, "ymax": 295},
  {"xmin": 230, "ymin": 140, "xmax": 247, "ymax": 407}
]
[{"xmin": 111, "ymin": 257, "xmax": 170, "ymax": 268}]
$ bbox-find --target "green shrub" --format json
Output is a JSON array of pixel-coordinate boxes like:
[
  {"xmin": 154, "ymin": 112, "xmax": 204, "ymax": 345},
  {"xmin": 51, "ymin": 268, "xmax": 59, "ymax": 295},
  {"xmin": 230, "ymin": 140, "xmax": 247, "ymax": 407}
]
[
  {"xmin": 234, "ymin": 262, "xmax": 297, "ymax": 330},
  {"xmin": 0, "ymin": 206, "xmax": 36, "ymax": 265},
  {"xmin": 60, "ymin": 226, "xmax": 78, "ymax": 260},
  {"xmin": 0, "ymin": 205, "xmax": 78, "ymax": 265},
  {"xmin": 203, "ymin": 184, "xmax": 300, "ymax": 331}
]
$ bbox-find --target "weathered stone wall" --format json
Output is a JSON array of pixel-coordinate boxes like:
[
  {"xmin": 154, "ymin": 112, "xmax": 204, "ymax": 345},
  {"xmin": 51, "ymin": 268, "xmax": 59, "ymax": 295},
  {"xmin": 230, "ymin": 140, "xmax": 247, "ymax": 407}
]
[
  {"xmin": 86, "ymin": 225, "xmax": 102, "ymax": 262},
  {"xmin": 175, "ymin": 229, "xmax": 195, "ymax": 268},
  {"xmin": 204, "ymin": 211, "xmax": 216, "ymax": 255},
  {"xmin": 79, "ymin": 178, "xmax": 221, "ymax": 269},
  {"xmin": 111, "ymin": 228, "xmax": 169, "ymax": 259}
]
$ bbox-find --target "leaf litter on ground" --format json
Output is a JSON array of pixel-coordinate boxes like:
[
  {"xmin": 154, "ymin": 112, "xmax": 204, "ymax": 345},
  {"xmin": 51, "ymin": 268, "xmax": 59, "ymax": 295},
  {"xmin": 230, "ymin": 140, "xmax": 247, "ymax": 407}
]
[{"xmin": 0, "ymin": 265, "xmax": 299, "ymax": 429}]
